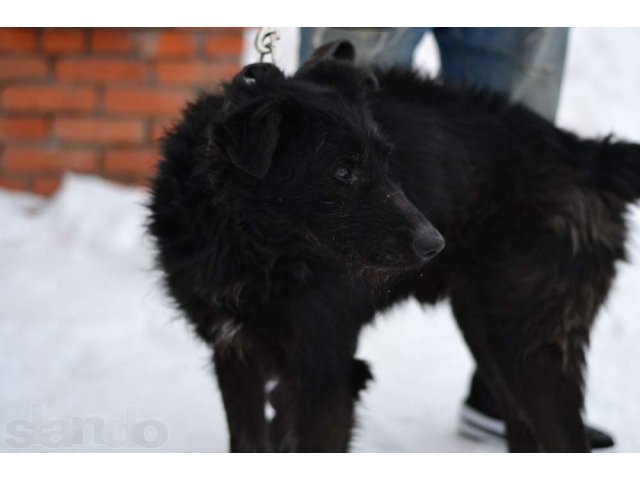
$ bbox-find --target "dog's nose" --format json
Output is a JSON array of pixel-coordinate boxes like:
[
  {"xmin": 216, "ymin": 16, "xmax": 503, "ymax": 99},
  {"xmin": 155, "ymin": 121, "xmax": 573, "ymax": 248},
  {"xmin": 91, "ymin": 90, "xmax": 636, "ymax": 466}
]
[{"xmin": 413, "ymin": 224, "xmax": 445, "ymax": 261}]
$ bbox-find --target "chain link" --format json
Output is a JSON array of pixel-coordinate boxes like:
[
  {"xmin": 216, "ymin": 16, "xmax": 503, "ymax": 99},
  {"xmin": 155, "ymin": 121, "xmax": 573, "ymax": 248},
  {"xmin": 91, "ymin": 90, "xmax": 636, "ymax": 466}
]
[{"xmin": 254, "ymin": 27, "xmax": 280, "ymax": 64}]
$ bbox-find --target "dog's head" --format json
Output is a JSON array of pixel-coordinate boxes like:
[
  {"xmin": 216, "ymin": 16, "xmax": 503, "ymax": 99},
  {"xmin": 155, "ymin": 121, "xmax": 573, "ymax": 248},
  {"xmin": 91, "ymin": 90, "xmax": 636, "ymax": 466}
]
[{"xmin": 211, "ymin": 40, "xmax": 444, "ymax": 272}]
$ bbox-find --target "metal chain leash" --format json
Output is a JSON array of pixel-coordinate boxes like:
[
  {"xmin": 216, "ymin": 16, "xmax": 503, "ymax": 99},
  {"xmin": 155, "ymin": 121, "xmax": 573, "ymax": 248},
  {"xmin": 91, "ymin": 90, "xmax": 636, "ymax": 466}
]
[{"xmin": 254, "ymin": 27, "xmax": 280, "ymax": 64}]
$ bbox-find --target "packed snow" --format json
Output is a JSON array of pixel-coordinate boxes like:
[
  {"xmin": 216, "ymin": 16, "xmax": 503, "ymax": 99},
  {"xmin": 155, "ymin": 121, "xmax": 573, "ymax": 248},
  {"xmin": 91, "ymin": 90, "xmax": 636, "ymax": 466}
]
[{"xmin": 1, "ymin": 28, "xmax": 639, "ymax": 452}]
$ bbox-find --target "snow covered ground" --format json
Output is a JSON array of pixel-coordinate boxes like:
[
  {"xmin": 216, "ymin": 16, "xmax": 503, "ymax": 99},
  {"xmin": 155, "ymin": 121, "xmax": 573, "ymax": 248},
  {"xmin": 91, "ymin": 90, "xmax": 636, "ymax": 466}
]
[{"xmin": 1, "ymin": 28, "xmax": 639, "ymax": 452}]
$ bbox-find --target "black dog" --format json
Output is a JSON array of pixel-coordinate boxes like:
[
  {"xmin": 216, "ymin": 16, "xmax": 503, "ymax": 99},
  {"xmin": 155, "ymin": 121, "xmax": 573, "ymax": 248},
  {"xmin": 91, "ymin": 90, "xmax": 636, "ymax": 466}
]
[{"xmin": 148, "ymin": 41, "xmax": 640, "ymax": 452}]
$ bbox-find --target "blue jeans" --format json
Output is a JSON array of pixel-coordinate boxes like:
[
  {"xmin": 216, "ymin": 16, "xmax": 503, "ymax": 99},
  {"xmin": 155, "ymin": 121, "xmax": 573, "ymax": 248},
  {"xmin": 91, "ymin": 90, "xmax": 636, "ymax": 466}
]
[{"xmin": 299, "ymin": 28, "xmax": 569, "ymax": 121}]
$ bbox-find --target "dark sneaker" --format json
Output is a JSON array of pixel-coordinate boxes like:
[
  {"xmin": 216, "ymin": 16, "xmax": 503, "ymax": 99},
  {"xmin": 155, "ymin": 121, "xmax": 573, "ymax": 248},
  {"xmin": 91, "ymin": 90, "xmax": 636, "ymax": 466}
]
[
  {"xmin": 460, "ymin": 372, "xmax": 615, "ymax": 450},
  {"xmin": 585, "ymin": 424, "xmax": 616, "ymax": 450}
]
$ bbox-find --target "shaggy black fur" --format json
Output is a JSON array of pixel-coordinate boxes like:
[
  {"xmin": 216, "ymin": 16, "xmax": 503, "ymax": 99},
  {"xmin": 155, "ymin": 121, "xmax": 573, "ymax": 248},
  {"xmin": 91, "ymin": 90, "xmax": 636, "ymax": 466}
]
[{"xmin": 148, "ymin": 40, "xmax": 640, "ymax": 452}]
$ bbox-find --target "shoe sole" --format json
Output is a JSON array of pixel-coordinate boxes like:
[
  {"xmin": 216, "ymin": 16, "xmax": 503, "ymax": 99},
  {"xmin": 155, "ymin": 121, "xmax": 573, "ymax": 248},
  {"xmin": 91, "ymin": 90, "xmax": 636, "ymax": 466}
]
[{"xmin": 458, "ymin": 404, "xmax": 506, "ymax": 443}]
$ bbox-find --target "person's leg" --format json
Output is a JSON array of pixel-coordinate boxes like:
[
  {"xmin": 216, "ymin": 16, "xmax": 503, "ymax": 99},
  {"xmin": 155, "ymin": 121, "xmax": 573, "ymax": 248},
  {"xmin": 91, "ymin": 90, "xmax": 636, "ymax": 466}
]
[
  {"xmin": 299, "ymin": 27, "xmax": 428, "ymax": 68},
  {"xmin": 433, "ymin": 27, "xmax": 568, "ymax": 121}
]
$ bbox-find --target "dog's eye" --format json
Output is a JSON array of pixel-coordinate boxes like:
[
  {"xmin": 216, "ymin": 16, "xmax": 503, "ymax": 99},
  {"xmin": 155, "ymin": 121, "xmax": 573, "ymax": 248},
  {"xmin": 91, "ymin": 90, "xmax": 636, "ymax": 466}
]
[{"xmin": 335, "ymin": 167, "xmax": 356, "ymax": 184}]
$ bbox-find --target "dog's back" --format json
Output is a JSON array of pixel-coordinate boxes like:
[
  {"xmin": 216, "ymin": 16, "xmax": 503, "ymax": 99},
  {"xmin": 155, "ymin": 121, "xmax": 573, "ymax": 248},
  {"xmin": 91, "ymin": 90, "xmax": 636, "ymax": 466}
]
[{"xmin": 371, "ymin": 68, "xmax": 638, "ymax": 277}]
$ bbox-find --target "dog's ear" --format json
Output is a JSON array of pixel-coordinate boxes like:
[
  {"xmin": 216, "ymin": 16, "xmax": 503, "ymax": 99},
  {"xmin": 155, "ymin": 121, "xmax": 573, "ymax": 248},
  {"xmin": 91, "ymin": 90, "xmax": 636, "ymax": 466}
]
[
  {"xmin": 296, "ymin": 40, "xmax": 379, "ymax": 101},
  {"xmin": 223, "ymin": 63, "xmax": 285, "ymax": 110},
  {"xmin": 213, "ymin": 98, "xmax": 282, "ymax": 180},
  {"xmin": 300, "ymin": 40, "xmax": 356, "ymax": 69}
]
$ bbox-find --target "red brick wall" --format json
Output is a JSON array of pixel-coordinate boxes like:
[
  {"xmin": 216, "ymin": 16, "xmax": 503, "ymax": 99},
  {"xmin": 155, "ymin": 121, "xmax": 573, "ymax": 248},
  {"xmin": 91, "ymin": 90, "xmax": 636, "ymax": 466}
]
[{"xmin": 0, "ymin": 27, "xmax": 244, "ymax": 195}]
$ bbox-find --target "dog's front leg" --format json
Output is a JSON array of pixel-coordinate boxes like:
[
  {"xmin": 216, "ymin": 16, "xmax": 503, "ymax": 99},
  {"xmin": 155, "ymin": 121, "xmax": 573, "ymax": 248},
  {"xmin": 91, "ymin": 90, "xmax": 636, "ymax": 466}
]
[
  {"xmin": 213, "ymin": 347, "xmax": 271, "ymax": 452},
  {"xmin": 268, "ymin": 279, "xmax": 370, "ymax": 452},
  {"xmin": 274, "ymin": 357, "xmax": 360, "ymax": 452}
]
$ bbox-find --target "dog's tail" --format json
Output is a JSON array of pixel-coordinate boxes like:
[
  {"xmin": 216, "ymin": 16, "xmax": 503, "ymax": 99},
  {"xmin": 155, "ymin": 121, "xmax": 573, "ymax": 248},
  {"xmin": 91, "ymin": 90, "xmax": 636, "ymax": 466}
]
[{"xmin": 591, "ymin": 136, "xmax": 640, "ymax": 202}]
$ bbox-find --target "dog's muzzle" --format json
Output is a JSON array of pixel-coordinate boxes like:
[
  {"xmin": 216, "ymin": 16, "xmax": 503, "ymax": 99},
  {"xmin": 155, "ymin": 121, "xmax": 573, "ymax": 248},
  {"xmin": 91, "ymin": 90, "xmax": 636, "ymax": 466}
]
[{"xmin": 412, "ymin": 223, "xmax": 445, "ymax": 262}]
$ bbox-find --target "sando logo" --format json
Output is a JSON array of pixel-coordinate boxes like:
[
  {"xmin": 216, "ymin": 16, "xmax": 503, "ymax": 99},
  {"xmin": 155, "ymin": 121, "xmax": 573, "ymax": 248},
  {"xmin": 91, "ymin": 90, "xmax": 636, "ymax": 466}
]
[{"xmin": 4, "ymin": 403, "xmax": 168, "ymax": 449}]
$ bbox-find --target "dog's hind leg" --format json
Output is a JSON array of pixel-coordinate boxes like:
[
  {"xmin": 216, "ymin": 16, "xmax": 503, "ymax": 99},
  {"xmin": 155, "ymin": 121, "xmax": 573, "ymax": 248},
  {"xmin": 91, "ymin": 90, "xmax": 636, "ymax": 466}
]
[
  {"xmin": 450, "ymin": 243, "xmax": 615, "ymax": 452},
  {"xmin": 213, "ymin": 347, "xmax": 271, "ymax": 452},
  {"xmin": 453, "ymin": 300, "xmax": 590, "ymax": 451},
  {"xmin": 451, "ymin": 299, "xmax": 542, "ymax": 451},
  {"xmin": 511, "ymin": 340, "xmax": 590, "ymax": 452}
]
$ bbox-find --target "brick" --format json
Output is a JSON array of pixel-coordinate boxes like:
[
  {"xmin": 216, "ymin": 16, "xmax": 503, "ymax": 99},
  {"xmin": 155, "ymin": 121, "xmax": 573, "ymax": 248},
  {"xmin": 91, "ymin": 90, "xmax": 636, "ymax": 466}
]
[
  {"xmin": 91, "ymin": 29, "xmax": 133, "ymax": 53},
  {"xmin": 0, "ymin": 28, "xmax": 37, "ymax": 53},
  {"xmin": 56, "ymin": 59, "xmax": 147, "ymax": 83},
  {"xmin": 132, "ymin": 176, "xmax": 152, "ymax": 189},
  {"xmin": 0, "ymin": 117, "xmax": 49, "ymax": 141},
  {"xmin": 42, "ymin": 28, "xmax": 86, "ymax": 54},
  {"xmin": 33, "ymin": 176, "xmax": 62, "ymax": 196},
  {"xmin": 141, "ymin": 31, "xmax": 196, "ymax": 58},
  {"xmin": 3, "ymin": 147, "xmax": 97, "ymax": 173},
  {"xmin": 1, "ymin": 86, "xmax": 97, "ymax": 113},
  {"xmin": 104, "ymin": 88, "xmax": 188, "ymax": 115},
  {"xmin": 54, "ymin": 118, "xmax": 144, "ymax": 144},
  {"xmin": 205, "ymin": 34, "xmax": 243, "ymax": 57},
  {"xmin": 0, "ymin": 177, "xmax": 29, "ymax": 191},
  {"xmin": 151, "ymin": 119, "xmax": 174, "ymax": 142},
  {"xmin": 105, "ymin": 174, "xmax": 151, "ymax": 188},
  {"xmin": 155, "ymin": 61, "xmax": 238, "ymax": 85},
  {"xmin": 0, "ymin": 59, "xmax": 48, "ymax": 81},
  {"xmin": 104, "ymin": 148, "xmax": 158, "ymax": 173}
]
